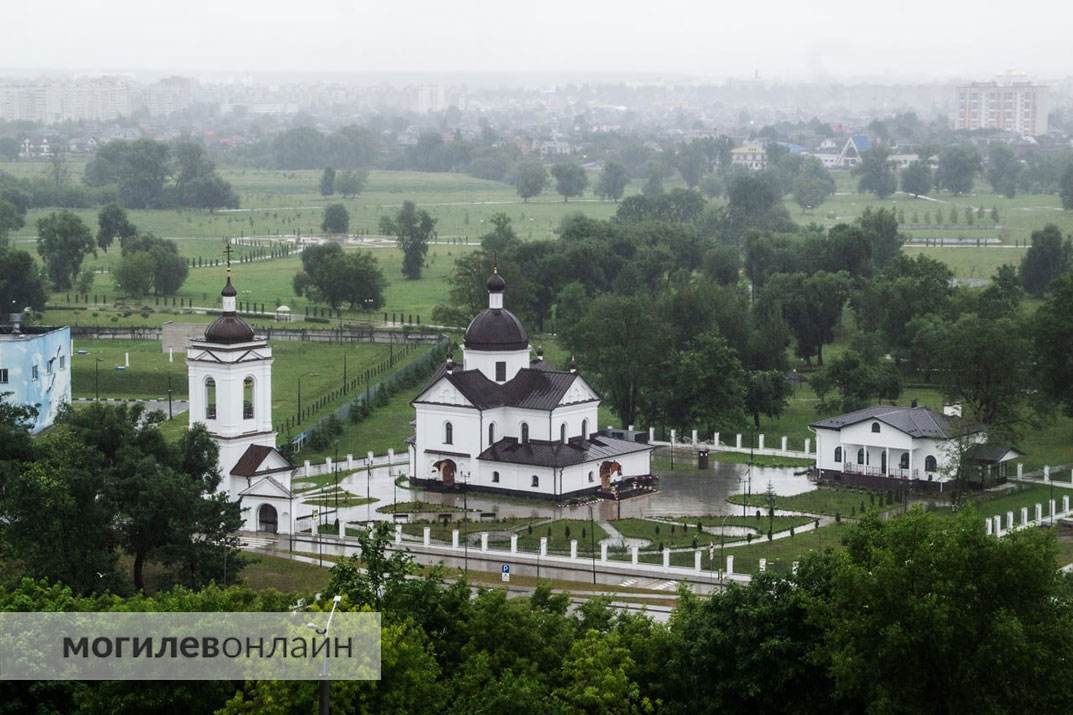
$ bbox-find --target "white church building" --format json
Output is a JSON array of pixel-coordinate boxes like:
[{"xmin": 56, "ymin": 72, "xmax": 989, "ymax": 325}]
[
  {"xmin": 408, "ymin": 267, "xmax": 653, "ymax": 499},
  {"xmin": 187, "ymin": 270, "xmax": 296, "ymax": 534}
]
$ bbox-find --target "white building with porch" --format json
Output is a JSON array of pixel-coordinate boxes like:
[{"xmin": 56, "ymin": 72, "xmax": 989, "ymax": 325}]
[
  {"xmin": 187, "ymin": 269, "xmax": 296, "ymax": 535},
  {"xmin": 811, "ymin": 405, "xmax": 987, "ymax": 483},
  {"xmin": 408, "ymin": 266, "xmax": 653, "ymax": 499}
]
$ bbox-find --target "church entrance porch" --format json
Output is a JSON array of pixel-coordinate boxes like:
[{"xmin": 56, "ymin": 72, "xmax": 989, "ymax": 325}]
[
  {"xmin": 434, "ymin": 459, "xmax": 457, "ymax": 487},
  {"xmin": 257, "ymin": 503, "xmax": 278, "ymax": 533}
]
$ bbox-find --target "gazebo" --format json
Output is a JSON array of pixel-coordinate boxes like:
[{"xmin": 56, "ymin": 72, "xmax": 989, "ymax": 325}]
[{"xmin": 274, "ymin": 305, "xmax": 292, "ymax": 322}]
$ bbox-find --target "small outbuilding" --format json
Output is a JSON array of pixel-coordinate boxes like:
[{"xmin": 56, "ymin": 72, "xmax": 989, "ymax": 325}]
[{"xmin": 274, "ymin": 305, "xmax": 292, "ymax": 322}]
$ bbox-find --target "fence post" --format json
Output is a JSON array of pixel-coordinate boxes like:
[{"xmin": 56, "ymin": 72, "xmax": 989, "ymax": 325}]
[
  {"xmin": 781, "ymin": 436, "xmax": 787, "ymax": 452},
  {"xmin": 452, "ymin": 530, "xmax": 459, "ymax": 549},
  {"xmin": 631, "ymin": 545, "xmax": 638, "ymax": 565},
  {"xmin": 423, "ymin": 527, "xmax": 430, "ymax": 546},
  {"xmin": 600, "ymin": 542, "xmax": 608, "ymax": 562},
  {"xmin": 662, "ymin": 548, "xmax": 670, "ymax": 568},
  {"xmin": 694, "ymin": 550, "xmax": 701, "ymax": 571},
  {"xmin": 735, "ymin": 434, "xmax": 742, "ymax": 449},
  {"xmin": 726, "ymin": 555, "xmax": 734, "ymax": 576},
  {"xmin": 759, "ymin": 558, "xmax": 767, "ymax": 573},
  {"xmin": 1036, "ymin": 503, "xmax": 1043, "ymax": 522},
  {"xmin": 540, "ymin": 537, "xmax": 548, "ymax": 557},
  {"xmin": 394, "ymin": 524, "xmax": 402, "ymax": 544},
  {"xmin": 758, "ymin": 434, "xmax": 765, "ymax": 450},
  {"xmin": 570, "ymin": 540, "xmax": 578, "ymax": 559},
  {"xmin": 510, "ymin": 534, "xmax": 518, "ymax": 553},
  {"xmin": 805, "ymin": 438, "xmax": 811, "ymax": 455}
]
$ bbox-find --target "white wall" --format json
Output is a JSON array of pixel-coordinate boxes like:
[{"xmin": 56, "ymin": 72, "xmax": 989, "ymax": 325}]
[{"xmin": 463, "ymin": 347, "xmax": 530, "ymax": 383}]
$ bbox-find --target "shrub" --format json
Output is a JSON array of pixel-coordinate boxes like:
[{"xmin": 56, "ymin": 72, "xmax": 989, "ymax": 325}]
[{"xmin": 836, "ymin": 512, "xmax": 842, "ymax": 523}]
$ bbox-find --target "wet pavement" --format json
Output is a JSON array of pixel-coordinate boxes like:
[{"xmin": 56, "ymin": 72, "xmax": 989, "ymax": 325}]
[{"xmin": 316, "ymin": 461, "xmax": 816, "ymax": 526}]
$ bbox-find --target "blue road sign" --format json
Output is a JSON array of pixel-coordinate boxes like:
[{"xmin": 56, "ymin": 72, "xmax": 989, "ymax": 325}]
[{"xmin": 501, "ymin": 564, "xmax": 510, "ymax": 574}]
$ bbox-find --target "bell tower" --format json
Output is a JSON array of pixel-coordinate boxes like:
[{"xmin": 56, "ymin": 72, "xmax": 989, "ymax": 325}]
[{"xmin": 186, "ymin": 259, "xmax": 276, "ymax": 489}]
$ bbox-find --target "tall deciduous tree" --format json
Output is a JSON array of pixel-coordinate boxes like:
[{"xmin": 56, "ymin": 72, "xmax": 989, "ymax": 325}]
[
  {"xmin": 319, "ymin": 166, "xmax": 336, "ymax": 197},
  {"xmin": 0, "ymin": 245, "xmax": 47, "ymax": 313},
  {"xmin": 765, "ymin": 271, "xmax": 851, "ymax": 365},
  {"xmin": 987, "ymin": 144, "xmax": 1021, "ymax": 198},
  {"xmin": 595, "ymin": 160, "xmax": 629, "ymax": 201},
  {"xmin": 855, "ymin": 146, "xmax": 897, "ymax": 198},
  {"xmin": 550, "ymin": 161, "xmax": 588, "ymax": 202},
  {"xmin": 36, "ymin": 210, "xmax": 95, "ymax": 289},
  {"xmin": 321, "ymin": 203, "xmax": 350, "ymax": 234},
  {"xmin": 379, "ymin": 200, "xmax": 436, "ymax": 279},
  {"xmin": 1020, "ymin": 223, "xmax": 1072, "ymax": 295},
  {"xmin": 935, "ymin": 145, "xmax": 981, "ymax": 195},
  {"xmin": 336, "ymin": 169, "xmax": 367, "ymax": 198},
  {"xmin": 95, "ymin": 203, "xmax": 137, "ymax": 252},
  {"xmin": 1060, "ymin": 161, "xmax": 1073, "ymax": 210},
  {"xmin": 1033, "ymin": 273, "xmax": 1073, "ymax": 418},
  {"xmin": 900, "ymin": 161, "xmax": 932, "ymax": 197},
  {"xmin": 514, "ymin": 160, "xmax": 547, "ymax": 202},
  {"xmin": 293, "ymin": 243, "xmax": 385, "ymax": 310}
]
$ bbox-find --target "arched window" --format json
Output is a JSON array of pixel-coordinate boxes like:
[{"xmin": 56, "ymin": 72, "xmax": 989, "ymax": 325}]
[
  {"xmin": 871, "ymin": 422, "xmax": 881, "ymax": 433},
  {"xmin": 857, "ymin": 448, "xmax": 865, "ymax": 465},
  {"xmin": 488, "ymin": 422, "xmax": 496, "ymax": 445},
  {"xmin": 581, "ymin": 419, "xmax": 588, "ymax": 438},
  {"xmin": 900, "ymin": 453, "xmax": 910, "ymax": 470},
  {"xmin": 925, "ymin": 455, "xmax": 938, "ymax": 472},
  {"xmin": 243, "ymin": 376, "xmax": 254, "ymax": 419},
  {"xmin": 444, "ymin": 422, "xmax": 453, "ymax": 445},
  {"xmin": 205, "ymin": 377, "xmax": 216, "ymax": 419},
  {"xmin": 588, "ymin": 471, "xmax": 594, "ymax": 483},
  {"xmin": 492, "ymin": 471, "xmax": 500, "ymax": 483},
  {"xmin": 521, "ymin": 422, "xmax": 529, "ymax": 444},
  {"xmin": 560, "ymin": 423, "xmax": 567, "ymax": 444},
  {"xmin": 531, "ymin": 474, "xmax": 539, "ymax": 488},
  {"xmin": 834, "ymin": 446, "xmax": 843, "ymax": 463}
]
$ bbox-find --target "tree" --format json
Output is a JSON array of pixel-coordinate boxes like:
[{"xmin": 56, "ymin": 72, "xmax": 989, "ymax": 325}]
[
  {"xmin": 95, "ymin": 203, "xmax": 136, "ymax": 253},
  {"xmin": 1060, "ymin": 162, "xmax": 1073, "ymax": 210},
  {"xmin": 675, "ymin": 142, "xmax": 707, "ymax": 189},
  {"xmin": 319, "ymin": 166, "xmax": 336, "ymax": 197},
  {"xmin": 811, "ymin": 349, "xmax": 902, "ymax": 414},
  {"xmin": 84, "ymin": 138, "xmax": 171, "ymax": 208},
  {"xmin": 120, "ymin": 234, "xmax": 189, "ymax": 296},
  {"xmin": 36, "ymin": 211, "xmax": 95, "ymax": 289},
  {"xmin": 113, "ymin": 251, "xmax": 155, "ymax": 296},
  {"xmin": 978, "ymin": 264, "xmax": 1024, "ymax": 320},
  {"xmin": 745, "ymin": 370, "xmax": 793, "ymax": 429},
  {"xmin": 170, "ymin": 142, "xmax": 238, "ymax": 210},
  {"xmin": 900, "ymin": 161, "xmax": 932, "ymax": 197},
  {"xmin": 321, "ymin": 203, "xmax": 350, "ymax": 234},
  {"xmin": 719, "ymin": 172, "xmax": 794, "ymax": 248},
  {"xmin": 328, "ymin": 523, "xmax": 416, "ymax": 610},
  {"xmin": 765, "ymin": 271, "xmax": 851, "ymax": 365},
  {"xmin": 561, "ymin": 293, "xmax": 668, "ymax": 426},
  {"xmin": 816, "ymin": 510, "xmax": 1073, "ymax": 713},
  {"xmin": 550, "ymin": 161, "xmax": 588, "ymax": 202},
  {"xmin": 595, "ymin": 161, "xmax": 629, "ymax": 202},
  {"xmin": 935, "ymin": 313, "xmax": 1032, "ymax": 431},
  {"xmin": 654, "ymin": 330, "xmax": 747, "ymax": 433},
  {"xmin": 380, "ymin": 200, "xmax": 436, "ymax": 279},
  {"xmin": 293, "ymin": 243, "xmax": 386, "ymax": 310},
  {"xmin": 857, "ymin": 207, "xmax": 905, "ymax": 270},
  {"xmin": 700, "ymin": 173, "xmax": 723, "ymax": 199},
  {"xmin": 793, "ymin": 175, "xmax": 833, "ymax": 212},
  {"xmin": 987, "ymin": 144, "xmax": 1021, "ymax": 198},
  {"xmin": 0, "ymin": 245, "xmax": 47, "ymax": 313},
  {"xmin": 514, "ymin": 160, "xmax": 547, "ymax": 202},
  {"xmin": 1020, "ymin": 223, "xmax": 1072, "ymax": 295},
  {"xmin": 1033, "ymin": 274, "xmax": 1073, "ymax": 418},
  {"xmin": 0, "ymin": 194, "xmax": 28, "ymax": 243},
  {"xmin": 855, "ymin": 146, "xmax": 897, "ymax": 198},
  {"xmin": 935, "ymin": 145, "xmax": 981, "ymax": 195},
  {"xmin": 336, "ymin": 169, "xmax": 367, "ymax": 199},
  {"xmin": 854, "ymin": 253, "xmax": 953, "ymax": 356}
]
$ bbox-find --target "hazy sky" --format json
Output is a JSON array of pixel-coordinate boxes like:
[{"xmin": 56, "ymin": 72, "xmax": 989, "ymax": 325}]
[{"xmin": 3, "ymin": 0, "xmax": 1071, "ymax": 81}]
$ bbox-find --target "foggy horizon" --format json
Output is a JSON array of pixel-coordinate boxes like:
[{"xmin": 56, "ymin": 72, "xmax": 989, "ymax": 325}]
[{"xmin": 3, "ymin": 0, "xmax": 1072, "ymax": 83}]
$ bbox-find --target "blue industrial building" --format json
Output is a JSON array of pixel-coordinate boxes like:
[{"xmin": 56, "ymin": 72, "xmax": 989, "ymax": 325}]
[{"xmin": 0, "ymin": 325, "xmax": 72, "ymax": 433}]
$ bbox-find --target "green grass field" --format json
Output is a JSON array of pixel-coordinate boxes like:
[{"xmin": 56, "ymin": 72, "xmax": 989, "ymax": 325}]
[
  {"xmin": 515, "ymin": 519, "xmax": 610, "ymax": 554},
  {"xmin": 70, "ymin": 338, "xmax": 433, "ymax": 439},
  {"xmin": 728, "ymin": 486, "xmax": 891, "ymax": 518}
]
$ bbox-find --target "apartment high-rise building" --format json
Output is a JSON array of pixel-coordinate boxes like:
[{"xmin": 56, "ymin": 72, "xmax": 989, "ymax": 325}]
[{"xmin": 955, "ymin": 73, "xmax": 1048, "ymax": 137}]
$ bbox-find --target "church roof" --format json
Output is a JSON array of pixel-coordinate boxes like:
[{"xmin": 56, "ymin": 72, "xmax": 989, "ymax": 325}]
[
  {"xmin": 463, "ymin": 308, "xmax": 529, "ymax": 351},
  {"xmin": 231, "ymin": 444, "xmax": 293, "ymax": 477},
  {"xmin": 416, "ymin": 365, "xmax": 590, "ymax": 411},
  {"xmin": 478, "ymin": 435, "xmax": 653, "ymax": 468},
  {"xmin": 810, "ymin": 405, "xmax": 980, "ymax": 439},
  {"xmin": 204, "ymin": 273, "xmax": 255, "ymax": 344}
]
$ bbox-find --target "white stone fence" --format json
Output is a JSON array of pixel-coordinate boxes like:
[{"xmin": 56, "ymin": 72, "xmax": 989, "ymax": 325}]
[
  {"xmin": 647, "ymin": 427, "xmax": 814, "ymax": 461},
  {"xmin": 987, "ymin": 492, "xmax": 1073, "ymax": 538},
  {"xmin": 296, "ymin": 448, "xmax": 409, "ymax": 480}
]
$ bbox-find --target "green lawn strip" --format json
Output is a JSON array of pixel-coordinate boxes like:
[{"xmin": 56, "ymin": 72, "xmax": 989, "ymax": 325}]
[
  {"xmin": 610, "ymin": 518, "xmax": 722, "ymax": 549},
  {"xmin": 403, "ymin": 517, "xmax": 539, "ymax": 543},
  {"xmin": 239, "ymin": 554, "xmax": 330, "ymax": 592},
  {"xmin": 513, "ymin": 519, "xmax": 609, "ymax": 554},
  {"xmin": 688, "ymin": 514, "xmax": 817, "ymax": 533},
  {"xmin": 377, "ymin": 500, "xmax": 466, "ymax": 514},
  {"xmin": 728, "ymin": 486, "xmax": 893, "ymax": 518},
  {"xmin": 301, "ymin": 492, "xmax": 378, "ymax": 508},
  {"xmin": 940, "ymin": 484, "xmax": 1058, "ymax": 523}
]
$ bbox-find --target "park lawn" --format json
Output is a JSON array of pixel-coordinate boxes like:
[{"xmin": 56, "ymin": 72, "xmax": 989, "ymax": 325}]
[
  {"xmin": 728, "ymin": 486, "xmax": 891, "ymax": 518},
  {"xmin": 687, "ymin": 514, "xmax": 817, "ymax": 533},
  {"xmin": 902, "ymin": 245, "xmax": 1027, "ymax": 280},
  {"xmin": 300, "ymin": 491, "xmax": 378, "ymax": 508},
  {"xmin": 377, "ymin": 500, "xmax": 466, "ymax": 514},
  {"xmin": 962, "ymin": 484, "xmax": 1058, "ymax": 522},
  {"xmin": 515, "ymin": 519, "xmax": 609, "ymax": 554},
  {"xmin": 715, "ymin": 522, "xmax": 850, "ymax": 575},
  {"xmin": 1016, "ymin": 414, "xmax": 1073, "ymax": 472},
  {"xmin": 610, "ymin": 519, "xmax": 714, "ymax": 549},
  {"xmin": 297, "ymin": 378, "xmax": 419, "ymax": 461},
  {"xmin": 239, "ymin": 554, "xmax": 330, "ymax": 592},
  {"xmin": 405, "ymin": 517, "xmax": 540, "ymax": 543}
]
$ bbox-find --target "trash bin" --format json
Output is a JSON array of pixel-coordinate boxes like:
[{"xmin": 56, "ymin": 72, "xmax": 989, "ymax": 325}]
[{"xmin": 697, "ymin": 449, "xmax": 710, "ymax": 470}]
